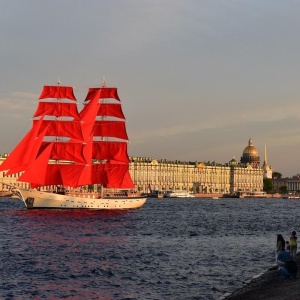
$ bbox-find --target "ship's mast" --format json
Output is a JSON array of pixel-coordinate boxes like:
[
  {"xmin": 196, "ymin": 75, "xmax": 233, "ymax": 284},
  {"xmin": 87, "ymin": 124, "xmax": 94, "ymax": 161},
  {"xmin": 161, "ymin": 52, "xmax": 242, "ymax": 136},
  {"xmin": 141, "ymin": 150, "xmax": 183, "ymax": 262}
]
[
  {"xmin": 56, "ymin": 78, "xmax": 61, "ymax": 193},
  {"xmin": 102, "ymin": 76, "xmax": 106, "ymax": 87},
  {"xmin": 55, "ymin": 78, "xmax": 61, "ymax": 143},
  {"xmin": 100, "ymin": 76, "xmax": 106, "ymax": 197}
]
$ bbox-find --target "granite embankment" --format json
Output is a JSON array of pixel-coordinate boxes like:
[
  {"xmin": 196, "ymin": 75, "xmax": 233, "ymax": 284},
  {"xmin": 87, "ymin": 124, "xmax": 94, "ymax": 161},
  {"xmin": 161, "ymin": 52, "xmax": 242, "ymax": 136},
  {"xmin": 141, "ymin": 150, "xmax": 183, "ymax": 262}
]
[
  {"xmin": 194, "ymin": 193, "xmax": 282, "ymax": 198},
  {"xmin": 220, "ymin": 254, "xmax": 300, "ymax": 300}
]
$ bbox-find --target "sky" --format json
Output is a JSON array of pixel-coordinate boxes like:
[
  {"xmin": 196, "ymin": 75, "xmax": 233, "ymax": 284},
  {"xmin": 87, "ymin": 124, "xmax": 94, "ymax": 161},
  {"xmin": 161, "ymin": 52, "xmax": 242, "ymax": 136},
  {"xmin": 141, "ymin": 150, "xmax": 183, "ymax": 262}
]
[{"xmin": 1, "ymin": 0, "xmax": 300, "ymax": 177}]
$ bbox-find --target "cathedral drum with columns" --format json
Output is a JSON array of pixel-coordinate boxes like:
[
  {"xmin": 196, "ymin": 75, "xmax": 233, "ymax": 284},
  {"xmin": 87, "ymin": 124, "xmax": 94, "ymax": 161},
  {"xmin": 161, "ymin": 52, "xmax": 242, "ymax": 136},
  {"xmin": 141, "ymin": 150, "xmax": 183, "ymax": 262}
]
[{"xmin": 240, "ymin": 139, "xmax": 260, "ymax": 168}]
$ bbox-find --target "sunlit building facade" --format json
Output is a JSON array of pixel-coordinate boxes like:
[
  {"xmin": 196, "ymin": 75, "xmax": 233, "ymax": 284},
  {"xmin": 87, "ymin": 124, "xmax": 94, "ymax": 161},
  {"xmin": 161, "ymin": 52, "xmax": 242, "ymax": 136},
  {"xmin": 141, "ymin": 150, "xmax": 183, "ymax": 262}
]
[
  {"xmin": 286, "ymin": 175, "xmax": 300, "ymax": 192},
  {"xmin": 129, "ymin": 157, "xmax": 263, "ymax": 194}
]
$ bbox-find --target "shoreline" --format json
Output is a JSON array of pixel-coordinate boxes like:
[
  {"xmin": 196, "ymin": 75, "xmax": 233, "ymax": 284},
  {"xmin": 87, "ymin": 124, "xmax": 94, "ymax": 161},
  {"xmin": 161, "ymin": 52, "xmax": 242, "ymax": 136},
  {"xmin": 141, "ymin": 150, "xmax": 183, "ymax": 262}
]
[
  {"xmin": 147, "ymin": 193, "xmax": 283, "ymax": 199},
  {"xmin": 219, "ymin": 254, "xmax": 300, "ymax": 300}
]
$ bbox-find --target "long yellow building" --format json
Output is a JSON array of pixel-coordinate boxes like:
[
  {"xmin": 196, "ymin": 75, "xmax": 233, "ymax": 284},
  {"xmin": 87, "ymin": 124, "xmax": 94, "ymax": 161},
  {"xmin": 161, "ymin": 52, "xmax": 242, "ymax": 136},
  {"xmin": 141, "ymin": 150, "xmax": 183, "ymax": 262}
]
[
  {"xmin": 130, "ymin": 138, "xmax": 264, "ymax": 195},
  {"xmin": 129, "ymin": 156, "xmax": 263, "ymax": 195}
]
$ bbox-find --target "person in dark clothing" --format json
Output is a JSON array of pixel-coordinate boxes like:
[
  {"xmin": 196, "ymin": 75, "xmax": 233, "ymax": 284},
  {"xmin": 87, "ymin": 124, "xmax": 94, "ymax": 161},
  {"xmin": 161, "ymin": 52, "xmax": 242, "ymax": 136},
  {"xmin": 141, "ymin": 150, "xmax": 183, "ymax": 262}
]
[
  {"xmin": 276, "ymin": 234, "xmax": 285, "ymax": 260},
  {"xmin": 277, "ymin": 249, "xmax": 298, "ymax": 279}
]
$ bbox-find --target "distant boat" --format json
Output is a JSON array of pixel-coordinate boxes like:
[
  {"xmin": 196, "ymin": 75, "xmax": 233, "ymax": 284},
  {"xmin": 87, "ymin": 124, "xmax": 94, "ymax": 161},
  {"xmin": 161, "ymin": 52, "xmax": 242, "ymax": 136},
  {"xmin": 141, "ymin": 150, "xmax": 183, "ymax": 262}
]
[
  {"xmin": 283, "ymin": 196, "xmax": 300, "ymax": 199},
  {"xmin": 212, "ymin": 197, "xmax": 219, "ymax": 200},
  {"xmin": 0, "ymin": 81, "xmax": 146, "ymax": 210},
  {"xmin": 164, "ymin": 191, "xmax": 195, "ymax": 198},
  {"xmin": 144, "ymin": 191, "xmax": 164, "ymax": 198},
  {"xmin": 145, "ymin": 186, "xmax": 164, "ymax": 198}
]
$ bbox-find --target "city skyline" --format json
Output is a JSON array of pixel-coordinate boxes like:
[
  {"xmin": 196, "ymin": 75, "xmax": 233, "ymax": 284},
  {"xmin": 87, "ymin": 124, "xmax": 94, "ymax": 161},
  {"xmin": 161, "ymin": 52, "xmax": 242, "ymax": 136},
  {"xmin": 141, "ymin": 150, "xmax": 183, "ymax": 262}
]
[{"xmin": 1, "ymin": 1, "xmax": 300, "ymax": 177}]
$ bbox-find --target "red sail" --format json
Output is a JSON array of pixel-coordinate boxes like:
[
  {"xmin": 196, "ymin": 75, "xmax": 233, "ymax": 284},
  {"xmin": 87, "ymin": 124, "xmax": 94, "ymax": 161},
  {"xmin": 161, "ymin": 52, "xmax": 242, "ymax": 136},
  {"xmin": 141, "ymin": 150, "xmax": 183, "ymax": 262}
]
[
  {"xmin": 119, "ymin": 170, "xmax": 135, "ymax": 189},
  {"xmin": 0, "ymin": 116, "xmax": 45, "ymax": 173},
  {"xmin": 85, "ymin": 87, "xmax": 120, "ymax": 101},
  {"xmin": 39, "ymin": 86, "xmax": 76, "ymax": 100},
  {"xmin": 20, "ymin": 162, "xmax": 90, "ymax": 188},
  {"xmin": 44, "ymin": 164, "xmax": 90, "ymax": 187},
  {"xmin": 80, "ymin": 90, "xmax": 101, "ymax": 142},
  {"xmin": 97, "ymin": 103, "xmax": 125, "ymax": 119},
  {"xmin": 61, "ymin": 164, "xmax": 91, "ymax": 187},
  {"xmin": 39, "ymin": 141, "xmax": 87, "ymax": 164},
  {"xmin": 33, "ymin": 102, "xmax": 80, "ymax": 120},
  {"xmin": 91, "ymin": 164, "xmax": 134, "ymax": 188},
  {"xmin": 18, "ymin": 142, "xmax": 54, "ymax": 187},
  {"xmin": 93, "ymin": 121, "xmax": 128, "ymax": 140},
  {"xmin": 42, "ymin": 164, "xmax": 63, "ymax": 187},
  {"xmin": 92, "ymin": 141, "xmax": 129, "ymax": 163},
  {"xmin": 105, "ymin": 167, "xmax": 134, "ymax": 188},
  {"xmin": 33, "ymin": 119, "xmax": 83, "ymax": 141}
]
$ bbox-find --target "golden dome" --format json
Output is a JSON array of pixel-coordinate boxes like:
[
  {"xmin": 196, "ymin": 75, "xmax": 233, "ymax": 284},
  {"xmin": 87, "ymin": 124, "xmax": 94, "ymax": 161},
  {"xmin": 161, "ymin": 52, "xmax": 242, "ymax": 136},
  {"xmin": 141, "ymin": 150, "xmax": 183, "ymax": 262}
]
[{"xmin": 243, "ymin": 139, "xmax": 259, "ymax": 156}]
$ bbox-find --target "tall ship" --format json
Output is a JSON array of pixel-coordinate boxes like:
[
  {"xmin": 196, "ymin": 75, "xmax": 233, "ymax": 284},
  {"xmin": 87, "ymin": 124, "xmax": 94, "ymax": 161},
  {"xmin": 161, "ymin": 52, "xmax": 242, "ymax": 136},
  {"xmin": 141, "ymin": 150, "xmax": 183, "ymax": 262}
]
[{"xmin": 0, "ymin": 81, "xmax": 146, "ymax": 209}]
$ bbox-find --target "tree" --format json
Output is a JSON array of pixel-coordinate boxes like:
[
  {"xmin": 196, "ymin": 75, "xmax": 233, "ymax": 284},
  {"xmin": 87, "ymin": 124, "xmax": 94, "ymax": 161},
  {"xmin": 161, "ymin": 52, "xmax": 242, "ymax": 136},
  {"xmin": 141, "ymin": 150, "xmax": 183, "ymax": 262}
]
[
  {"xmin": 273, "ymin": 172, "xmax": 282, "ymax": 179},
  {"xmin": 263, "ymin": 178, "xmax": 273, "ymax": 193},
  {"xmin": 279, "ymin": 186, "xmax": 288, "ymax": 195}
]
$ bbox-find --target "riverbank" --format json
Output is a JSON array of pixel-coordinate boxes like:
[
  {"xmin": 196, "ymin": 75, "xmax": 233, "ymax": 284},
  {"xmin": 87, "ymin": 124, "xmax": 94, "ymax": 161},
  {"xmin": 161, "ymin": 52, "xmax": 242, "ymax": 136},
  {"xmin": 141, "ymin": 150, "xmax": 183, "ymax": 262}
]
[
  {"xmin": 195, "ymin": 193, "xmax": 282, "ymax": 199},
  {"xmin": 220, "ymin": 253, "xmax": 300, "ymax": 300},
  {"xmin": 147, "ymin": 193, "xmax": 283, "ymax": 199}
]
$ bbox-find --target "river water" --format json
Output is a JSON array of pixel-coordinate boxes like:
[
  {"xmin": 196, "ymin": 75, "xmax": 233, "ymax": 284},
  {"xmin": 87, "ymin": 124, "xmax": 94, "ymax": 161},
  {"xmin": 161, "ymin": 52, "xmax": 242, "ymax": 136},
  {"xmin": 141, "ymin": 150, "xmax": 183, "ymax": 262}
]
[{"xmin": 0, "ymin": 197, "xmax": 299, "ymax": 299}]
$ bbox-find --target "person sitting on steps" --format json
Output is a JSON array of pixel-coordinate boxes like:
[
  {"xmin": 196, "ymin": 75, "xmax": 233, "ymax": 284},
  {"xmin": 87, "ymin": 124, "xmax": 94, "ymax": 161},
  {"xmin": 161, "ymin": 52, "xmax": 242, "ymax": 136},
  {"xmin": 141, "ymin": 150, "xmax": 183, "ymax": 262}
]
[{"xmin": 277, "ymin": 246, "xmax": 298, "ymax": 279}]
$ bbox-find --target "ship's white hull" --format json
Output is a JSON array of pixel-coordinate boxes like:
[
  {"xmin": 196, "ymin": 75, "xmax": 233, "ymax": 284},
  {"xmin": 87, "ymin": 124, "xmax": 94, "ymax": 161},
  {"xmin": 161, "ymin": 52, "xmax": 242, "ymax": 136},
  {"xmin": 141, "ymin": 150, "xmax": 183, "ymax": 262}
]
[{"xmin": 16, "ymin": 189, "xmax": 147, "ymax": 210}]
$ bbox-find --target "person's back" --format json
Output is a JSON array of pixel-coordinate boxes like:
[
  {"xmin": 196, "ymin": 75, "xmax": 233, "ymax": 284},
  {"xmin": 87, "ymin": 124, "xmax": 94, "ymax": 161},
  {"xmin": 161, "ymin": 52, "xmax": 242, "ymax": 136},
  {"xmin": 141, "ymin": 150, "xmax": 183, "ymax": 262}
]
[
  {"xmin": 276, "ymin": 234, "xmax": 285, "ymax": 261},
  {"xmin": 276, "ymin": 234, "xmax": 285, "ymax": 253},
  {"xmin": 277, "ymin": 250, "xmax": 291, "ymax": 263}
]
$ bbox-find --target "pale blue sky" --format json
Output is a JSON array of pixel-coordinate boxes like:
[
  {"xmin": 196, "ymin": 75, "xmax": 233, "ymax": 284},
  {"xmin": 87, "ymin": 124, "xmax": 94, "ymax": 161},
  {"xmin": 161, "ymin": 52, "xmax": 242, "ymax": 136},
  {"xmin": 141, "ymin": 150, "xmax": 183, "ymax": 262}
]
[{"xmin": 1, "ymin": 1, "xmax": 300, "ymax": 176}]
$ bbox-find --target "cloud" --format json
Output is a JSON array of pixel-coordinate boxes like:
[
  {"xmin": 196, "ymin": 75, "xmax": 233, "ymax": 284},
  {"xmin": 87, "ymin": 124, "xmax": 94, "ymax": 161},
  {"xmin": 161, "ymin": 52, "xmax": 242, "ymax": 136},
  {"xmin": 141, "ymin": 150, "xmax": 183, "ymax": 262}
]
[{"xmin": 0, "ymin": 92, "xmax": 37, "ymax": 122}]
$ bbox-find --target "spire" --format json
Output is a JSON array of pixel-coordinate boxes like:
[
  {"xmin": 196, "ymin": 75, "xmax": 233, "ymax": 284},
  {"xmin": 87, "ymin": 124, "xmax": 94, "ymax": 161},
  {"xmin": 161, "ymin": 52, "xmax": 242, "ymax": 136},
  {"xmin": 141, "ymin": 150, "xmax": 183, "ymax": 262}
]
[
  {"xmin": 248, "ymin": 138, "xmax": 253, "ymax": 146},
  {"xmin": 263, "ymin": 143, "xmax": 273, "ymax": 178},
  {"xmin": 264, "ymin": 144, "xmax": 267, "ymax": 166},
  {"xmin": 58, "ymin": 77, "xmax": 61, "ymax": 86}
]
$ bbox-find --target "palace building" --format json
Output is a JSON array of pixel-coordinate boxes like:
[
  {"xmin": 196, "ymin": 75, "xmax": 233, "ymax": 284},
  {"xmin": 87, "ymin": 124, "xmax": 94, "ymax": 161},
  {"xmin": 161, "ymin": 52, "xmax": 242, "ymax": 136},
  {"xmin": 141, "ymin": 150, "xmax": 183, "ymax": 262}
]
[
  {"xmin": 0, "ymin": 139, "xmax": 268, "ymax": 195},
  {"xmin": 130, "ymin": 139, "xmax": 265, "ymax": 195}
]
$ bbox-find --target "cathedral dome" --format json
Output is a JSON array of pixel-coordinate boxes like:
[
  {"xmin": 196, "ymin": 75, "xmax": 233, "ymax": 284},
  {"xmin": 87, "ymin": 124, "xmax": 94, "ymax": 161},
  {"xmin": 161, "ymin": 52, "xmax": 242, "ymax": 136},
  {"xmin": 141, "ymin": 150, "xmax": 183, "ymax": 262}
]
[
  {"xmin": 240, "ymin": 138, "xmax": 260, "ymax": 168},
  {"xmin": 243, "ymin": 139, "xmax": 258, "ymax": 156}
]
